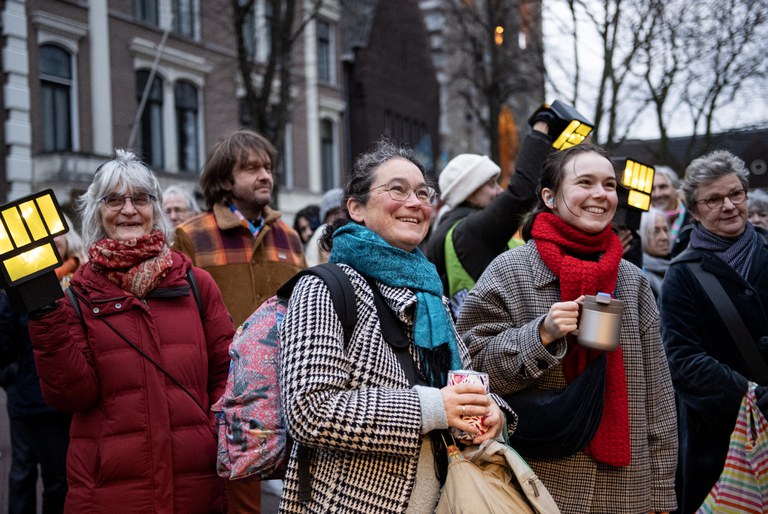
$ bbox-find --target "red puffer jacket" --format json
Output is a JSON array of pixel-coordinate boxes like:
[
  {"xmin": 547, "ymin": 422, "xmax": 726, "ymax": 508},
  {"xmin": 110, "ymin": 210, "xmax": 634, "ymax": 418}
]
[{"xmin": 29, "ymin": 251, "xmax": 233, "ymax": 513}]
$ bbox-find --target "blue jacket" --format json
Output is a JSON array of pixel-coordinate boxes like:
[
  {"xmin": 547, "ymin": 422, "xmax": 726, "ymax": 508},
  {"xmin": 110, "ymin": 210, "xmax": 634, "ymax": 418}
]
[{"xmin": 660, "ymin": 226, "xmax": 768, "ymax": 512}]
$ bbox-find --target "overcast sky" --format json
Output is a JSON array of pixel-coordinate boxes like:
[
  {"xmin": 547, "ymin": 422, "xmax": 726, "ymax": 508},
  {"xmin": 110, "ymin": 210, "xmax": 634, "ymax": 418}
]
[{"xmin": 541, "ymin": 0, "xmax": 768, "ymax": 141}]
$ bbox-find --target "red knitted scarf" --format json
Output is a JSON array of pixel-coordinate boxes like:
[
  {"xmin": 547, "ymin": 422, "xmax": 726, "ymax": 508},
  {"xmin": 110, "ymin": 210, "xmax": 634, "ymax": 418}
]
[
  {"xmin": 88, "ymin": 230, "xmax": 173, "ymax": 299},
  {"xmin": 532, "ymin": 213, "xmax": 630, "ymax": 467}
]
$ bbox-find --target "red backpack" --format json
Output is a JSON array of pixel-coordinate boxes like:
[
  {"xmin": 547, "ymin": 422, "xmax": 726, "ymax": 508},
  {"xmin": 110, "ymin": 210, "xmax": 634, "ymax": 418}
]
[{"xmin": 212, "ymin": 263, "xmax": 356, "ymax": 481}]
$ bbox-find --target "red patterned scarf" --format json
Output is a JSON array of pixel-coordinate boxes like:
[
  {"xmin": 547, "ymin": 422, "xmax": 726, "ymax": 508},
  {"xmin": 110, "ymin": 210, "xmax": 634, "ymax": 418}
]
[
  {"xmin": 532, "ymin": 212, "xmax": 630, "ymax": 467},
  {"xmin": 88, "ymin": 230, "xmax": 173, "ymax": 299}
]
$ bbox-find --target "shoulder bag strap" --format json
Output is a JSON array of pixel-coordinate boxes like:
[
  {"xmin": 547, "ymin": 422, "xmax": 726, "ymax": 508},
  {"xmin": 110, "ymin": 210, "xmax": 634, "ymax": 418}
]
[
  {"xmin": 688, "ymin": 261, "xmax": 768, "ymax": 383},
  {"xmin": 67, "ymin": 286, "xmax": 208, "ymax": 417}
]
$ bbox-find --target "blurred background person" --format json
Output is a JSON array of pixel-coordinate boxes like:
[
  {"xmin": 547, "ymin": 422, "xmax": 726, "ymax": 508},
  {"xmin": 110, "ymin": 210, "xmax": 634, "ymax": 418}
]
[
  {"xmin": 279, "ymin": 140, "xmax": 510, "ymax": 513},
  {"xmin": 292, "ymin": 204, "xmax": 320, "ymax": 247},
  {"xmin": 748, "ymin": 187, "xmax": 768, "ymax": 229},
  {"xmin": 458, "ymin": 143, "xmax": 678, "ymax": 513},
  {"xmin": 652, "ymin": 166, "xmax": 691, "ymax": 256},
  {"xmin": 27, "ymin": 150, "xmax": 233, "ymax": 513},
  {"xmin": 660, "ymin": 150, "xmax": 768, "ymax": 513},
  {"xmin": 0, "ymin": 219, "xmax": 86, "ymax": 514},
  {"xmin": 163, "ymin": 184, "xmax": 201, "ymax": 228},
  {"xmin": 639, "ymin": 208, "xmax": 671, "ymax": 301},
  {"xmin": 427, "ymin": 120, "xmax": 550, "ymax": 317},
  {"xmin": 305, "ymin": 188, "xmax": 344, "ymax": 267}
]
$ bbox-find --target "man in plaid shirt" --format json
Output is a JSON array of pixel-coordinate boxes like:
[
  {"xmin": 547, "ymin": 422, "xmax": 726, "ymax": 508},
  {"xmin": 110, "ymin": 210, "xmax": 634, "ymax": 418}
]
[{"xmin": 174, "ymin": 129, "xmax": 306, "ymax": 513}]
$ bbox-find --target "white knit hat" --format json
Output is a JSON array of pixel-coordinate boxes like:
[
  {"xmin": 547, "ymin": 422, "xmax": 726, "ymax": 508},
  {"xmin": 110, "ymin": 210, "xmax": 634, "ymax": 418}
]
[{"xmin": 438, "ymin": 154, "xmax": 501, "ymax": 208}]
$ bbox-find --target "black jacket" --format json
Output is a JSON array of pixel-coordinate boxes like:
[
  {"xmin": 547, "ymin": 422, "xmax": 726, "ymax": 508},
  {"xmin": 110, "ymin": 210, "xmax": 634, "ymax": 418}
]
[
  {"xmin": 428, "ymin": 131, "xmax": 551, "ymax": 288},
  {"xmin": 660, "ymin": 226, "xmax": 768, "ymax": 512}
]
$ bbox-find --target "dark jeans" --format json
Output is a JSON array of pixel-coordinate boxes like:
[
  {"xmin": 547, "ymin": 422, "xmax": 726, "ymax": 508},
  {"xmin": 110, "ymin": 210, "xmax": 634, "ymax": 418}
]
[{"xmin": 9, "ymin": 413, "xmax": 70, "ymax": 514}]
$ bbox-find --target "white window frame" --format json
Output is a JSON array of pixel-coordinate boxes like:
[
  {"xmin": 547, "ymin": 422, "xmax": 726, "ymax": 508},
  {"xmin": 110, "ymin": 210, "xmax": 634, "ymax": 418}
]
[
  {"xmin": 32, "ymin": 11, "xmax": 87, "ymax": 152},
  {"xmin": 130, "ymin": 37, "xmax": 211, "ymax": 173}
]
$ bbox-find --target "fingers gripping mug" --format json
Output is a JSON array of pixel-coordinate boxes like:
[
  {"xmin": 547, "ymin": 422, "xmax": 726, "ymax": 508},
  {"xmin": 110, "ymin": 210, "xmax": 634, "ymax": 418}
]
[{"xmin": 574, "ymin": 293, "xmax": 624, "ymax": 351}]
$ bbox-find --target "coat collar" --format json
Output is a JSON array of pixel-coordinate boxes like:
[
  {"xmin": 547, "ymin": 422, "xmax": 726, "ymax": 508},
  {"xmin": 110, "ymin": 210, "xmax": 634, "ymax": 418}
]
[
  {"xmin": 526, "ymin": 240, "xmax": 559, "ymax": 290},
  {"xmin": 212, "ymin": 202, "xmax": 282, "ymax": 231}
]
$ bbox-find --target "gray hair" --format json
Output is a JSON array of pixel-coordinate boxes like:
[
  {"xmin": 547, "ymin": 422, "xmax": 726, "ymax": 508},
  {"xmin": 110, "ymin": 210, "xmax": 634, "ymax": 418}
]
[
  {"xmin": 681, "ymin": 150, "xmax": 750, "ymax": 213},
  {"xmin": 748, "ymin": 188, "xmax": 768, "ymax": 212},
  {"xmin": 639, "ymin": 208, "xmax": 668, "ymax": 254},
  {"xmin": 77, "ymin": 149, "xmax": 173, "ymax": 248},
  {"xmin": 59, "ymin": 214, "xmax": 86, "ymax": 261},
  {"xmin": 654, "ymin": 166, "xmax": 680, "ymax": 190},
  {"xmin": 163, "ymin": 184, "xmax": 201, "ymax": 214}
]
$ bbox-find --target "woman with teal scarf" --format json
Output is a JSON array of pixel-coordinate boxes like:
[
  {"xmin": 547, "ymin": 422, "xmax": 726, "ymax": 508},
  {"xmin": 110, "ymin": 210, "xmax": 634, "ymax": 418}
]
[{"xmin": 278, "ymin": 140, "xmax": 511, "ymax": 513}]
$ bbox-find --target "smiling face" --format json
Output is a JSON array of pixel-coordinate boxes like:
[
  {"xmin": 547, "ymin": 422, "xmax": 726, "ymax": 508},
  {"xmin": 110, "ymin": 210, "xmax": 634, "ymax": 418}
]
[
  {"xmin": 692, "ymin": 173, "xmax": 748, "ymax": 238},
  {"xmin": 652, "ymin": 173, "xmax": 678, "ymax": 211},
  {"xmin": 225, "ymin": 149, "xmax": 274, "ymax": 220},
  {"xmin": 542, "ymin": 151, "xmax": 618, "ymax": 234},
  {"xmin": 348, "ymin": 157, "xmax": 432, "ymax": 252},
  {"xmin": 101, "ymin": 189, "xmax": 155, "ymax": 241}
]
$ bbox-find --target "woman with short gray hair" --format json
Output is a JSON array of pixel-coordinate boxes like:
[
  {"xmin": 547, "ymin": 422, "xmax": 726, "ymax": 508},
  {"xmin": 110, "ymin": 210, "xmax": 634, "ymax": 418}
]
[
  {"xmin": 660, "ymin": 149, "xmax": 768, "ymax": 512},
  {"xmin": 748, "ymin": 187, "xmax": 768, "ymax": 229},
  {"xmin": 27, "ymin": 149, "xmax": 233, "ymax": 512},
  {"xmin": 78, "ymin": 149, "xmax": 174, "ymax": 248}
]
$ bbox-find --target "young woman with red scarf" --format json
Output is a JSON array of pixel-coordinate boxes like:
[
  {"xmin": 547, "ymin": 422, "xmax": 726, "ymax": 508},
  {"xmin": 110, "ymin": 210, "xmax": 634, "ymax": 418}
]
[
  {"xmin": 457, "ymin": 144, "xmax": 678, "ymax": 514},
  {"xmin": 27, "ymin": 150, "xmax": 233, "ymax": 513}
]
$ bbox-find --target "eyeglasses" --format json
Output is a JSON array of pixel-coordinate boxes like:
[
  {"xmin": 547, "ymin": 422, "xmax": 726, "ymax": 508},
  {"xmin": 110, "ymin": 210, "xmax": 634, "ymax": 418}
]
[
  {"xmin": 164, "ymin": 206, "xmax": 190, "ymax": 215},
  {"xmin": 696, "ymin": 189, "xmax": 747, "ymax": 210},
  {"xmin": 101, "ymin": 192, "xmax": 155, "ymax": 210},
  {"xmin": 370, "ymin": 181, "xmax": 436, "ymax": 206}
]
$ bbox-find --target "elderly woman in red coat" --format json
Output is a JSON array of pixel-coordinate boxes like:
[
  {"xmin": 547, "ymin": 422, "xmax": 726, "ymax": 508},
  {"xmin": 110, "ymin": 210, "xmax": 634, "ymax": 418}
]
[{"xmin": 28, "ymin": 149, "xmax": 234, "ymax": 513}]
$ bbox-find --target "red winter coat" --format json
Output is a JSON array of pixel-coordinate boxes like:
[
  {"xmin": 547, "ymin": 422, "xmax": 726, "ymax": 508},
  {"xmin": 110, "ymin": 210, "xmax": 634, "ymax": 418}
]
[{"xmin": 29, "ymin": 250, "xmax": 233, "ymax": 513}]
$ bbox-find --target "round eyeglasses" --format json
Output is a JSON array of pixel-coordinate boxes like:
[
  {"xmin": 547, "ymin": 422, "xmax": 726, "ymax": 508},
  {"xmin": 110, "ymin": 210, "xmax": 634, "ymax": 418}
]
[
  {"xmin": 369, "ymin": 181, "xmax": 436, "ymax": 206},
  {"xmin": 101, "ymin": 192, "xmax": 156, "ymax": 210},
  {"xmin": 696, "ymin": 189, "xmax": 747, "ymax": 210}
]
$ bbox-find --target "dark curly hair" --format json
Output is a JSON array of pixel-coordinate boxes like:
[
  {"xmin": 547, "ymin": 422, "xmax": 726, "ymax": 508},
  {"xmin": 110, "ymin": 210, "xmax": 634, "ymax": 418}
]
[{"xmin": 319, "ymin": 138, "xmax": 430, "ymax": 252}]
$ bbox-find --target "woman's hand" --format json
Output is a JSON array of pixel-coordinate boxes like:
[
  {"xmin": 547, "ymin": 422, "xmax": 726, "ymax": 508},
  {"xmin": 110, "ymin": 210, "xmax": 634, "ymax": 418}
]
[
  {"xmin": 539, "ymin": 295, "xmax": 583, "ymax": 346},
  {"xmin": 441, "ymin": 382, "xmax": 500, "ymax": 441}
]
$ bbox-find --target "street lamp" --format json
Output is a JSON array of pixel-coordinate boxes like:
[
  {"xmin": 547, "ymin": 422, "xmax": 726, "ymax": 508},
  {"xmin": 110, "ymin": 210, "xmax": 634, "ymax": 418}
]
[{"xmin": 0, "ymin": 189, "xmax": 69, "ymax": 312}]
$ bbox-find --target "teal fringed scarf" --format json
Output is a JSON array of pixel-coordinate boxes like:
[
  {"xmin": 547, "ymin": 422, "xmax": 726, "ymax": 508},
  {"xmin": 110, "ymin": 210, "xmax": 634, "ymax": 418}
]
[{"xmin": 329, "ymin": 223, "xmax": 462, "ymax": 382}]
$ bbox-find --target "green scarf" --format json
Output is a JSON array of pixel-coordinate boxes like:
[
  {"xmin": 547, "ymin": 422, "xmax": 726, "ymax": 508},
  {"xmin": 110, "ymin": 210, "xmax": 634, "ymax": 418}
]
[{"xmin": 329, "ymin": 223, "xmax": 462, "ymax": 384}]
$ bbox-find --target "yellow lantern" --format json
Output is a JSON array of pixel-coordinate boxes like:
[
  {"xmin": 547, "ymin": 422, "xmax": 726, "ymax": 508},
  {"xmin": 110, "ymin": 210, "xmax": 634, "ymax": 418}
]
[{"xmin": 0, "ymin": 189, "xmax": 69, "ymax": 312}]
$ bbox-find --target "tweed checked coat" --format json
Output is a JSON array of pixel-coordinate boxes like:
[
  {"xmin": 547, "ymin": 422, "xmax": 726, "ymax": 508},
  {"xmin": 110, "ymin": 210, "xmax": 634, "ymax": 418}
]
[
  {"xmin": 457, "ymin": 241, "xmax": 678, "ymax": 514},
  {"xmin": 278, "ymin": 264, "xmax": 514, "ymax": 513}
]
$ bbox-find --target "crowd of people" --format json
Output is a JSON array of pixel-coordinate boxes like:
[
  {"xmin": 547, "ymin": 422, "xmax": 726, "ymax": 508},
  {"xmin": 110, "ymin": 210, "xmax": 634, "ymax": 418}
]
[{"xmin": 1, "ymin": 120, "xmax": 766, "ymax": 514}]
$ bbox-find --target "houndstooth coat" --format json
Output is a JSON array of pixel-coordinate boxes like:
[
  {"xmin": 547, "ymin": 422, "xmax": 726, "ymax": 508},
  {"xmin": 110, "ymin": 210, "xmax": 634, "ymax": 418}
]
[
  {"xmin": 278, "ymin": 264, "xmax": 512, "ymax": 513},
  {"xmin": 457, "ymin": 241, "xmax": 678, "ymax": 514}
]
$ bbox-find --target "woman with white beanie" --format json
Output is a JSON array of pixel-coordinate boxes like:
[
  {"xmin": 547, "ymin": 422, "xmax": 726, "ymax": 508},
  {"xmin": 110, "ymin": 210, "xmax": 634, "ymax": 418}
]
[{"xmin": 427, "ymin": 121, "xmax": 552, "ymax": 317}]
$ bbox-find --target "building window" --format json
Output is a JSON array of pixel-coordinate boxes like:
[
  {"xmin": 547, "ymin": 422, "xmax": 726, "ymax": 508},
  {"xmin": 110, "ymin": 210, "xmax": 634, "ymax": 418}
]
[
  {"xmin": 135, "ymin": 0, "xmax": 159, "ymax": 25},
  {"xmin": 317, "ymin": 20, "xmax": 332, "ymax": 83},
  {"xmin": 172, "ymin": 0, "xmax": 195, "ymax": 38},
  {"xmin": 241, "ymin": 1, "xmax": 257, "ymax": 59},
  {"xmin": 40, "ymin": 45, "xmax": 73, "ymax": 152},
  {"xmin": 136, "ymin": 70, "xmax": 164, "ymax": 169},
  {"xmin": 320, "ymin": 119, "xmax": 336, "ymax": 190},
  {"xmin": 175, "ymin": 81, "xmax": 199, "ymax": 173}
]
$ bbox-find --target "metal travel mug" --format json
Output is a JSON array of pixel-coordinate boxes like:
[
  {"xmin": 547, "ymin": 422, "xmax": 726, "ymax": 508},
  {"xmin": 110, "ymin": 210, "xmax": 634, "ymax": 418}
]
[{"xmin": 575, "ymin": 293, "xmax": 623, "ymax": 351}]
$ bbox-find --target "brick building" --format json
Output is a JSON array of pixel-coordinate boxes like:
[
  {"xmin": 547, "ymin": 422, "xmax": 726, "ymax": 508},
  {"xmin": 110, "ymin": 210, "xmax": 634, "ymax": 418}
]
[{"xmin": 1, "ymin": 0, "xmax": 345, "ymax": 220}]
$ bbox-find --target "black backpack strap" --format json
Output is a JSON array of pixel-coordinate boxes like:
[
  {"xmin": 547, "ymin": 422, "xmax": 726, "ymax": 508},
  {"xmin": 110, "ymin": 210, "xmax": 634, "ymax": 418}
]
[
  {"xmin": 277, "ymin": 262, "xmax": 357, "ymax": 502},
  {"xmin": 278, "ymin": 262, "xmax": 357, "ymax": 344},
  {"xmin": 185, "ymin": 268, "xmax": 204, "ymax": 323},
  {"xmin": 363, "ymin": 276, "xmax": 427, "ymax": 388},
  {"xmin": 687, "ymin": 261, "xmax": 768, "ymax": 383}
]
